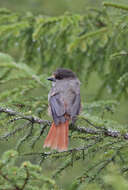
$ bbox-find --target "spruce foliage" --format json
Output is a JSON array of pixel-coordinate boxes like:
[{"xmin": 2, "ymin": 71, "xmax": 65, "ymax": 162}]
[{"xmin": 0, "ymin": 2, "xmax": 128, "ymax": 189}]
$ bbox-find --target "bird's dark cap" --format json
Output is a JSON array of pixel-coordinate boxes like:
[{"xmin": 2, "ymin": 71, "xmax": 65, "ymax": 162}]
[{"xmin": 54, "ymin": 68, "xmax": 76, "ymax": 80}]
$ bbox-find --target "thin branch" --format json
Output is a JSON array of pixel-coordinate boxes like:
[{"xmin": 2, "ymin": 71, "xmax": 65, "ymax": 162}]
[
  {"xmin": 76, "ymin": 145, "xmax": 124, "ymax": 185},
  {"xmin": 0, "ymin": 170, "xmax": 20, "ymax": 190},
  {"xmin": 52, "ymin": 139, "xmax": 102, "ymax": 178},
  {"xmin": 0, "ymin": 106, "xmax": 50, "ymax": 125},
  {"xmin": 0, "ymin": 106, "xmax": 127, "ymax": 142},
  {"xmin": 82, "ymin": 117, "xmax": 104, "ymax": 130},
  {"xmin": 23, "ymin": 138, "xmax": 102, "ymax": 159},
  {"xmin": 103, "ymin": 2, "xmax": 128, "ymax": 11},
  {"xmin": 0, "ymin": 122, "xmax": 30, "ymax": 140},
  {"xmin": 21, "ymin": 165, "xmax": 29, "ymax": 190},
  {"xmin": 73, "ymin": 125, "xmax": 100, "ymax": 134},
  {"xmin": 16, "ymin": 122, "xmax": 34, "ymax": 151},
  {"xmin": 31, "ymin": 124, "xmax": 48, "ymax": 149},
  {"xmin": 74, "ymin": 125, "xmax": 121, "ymax": 138}
]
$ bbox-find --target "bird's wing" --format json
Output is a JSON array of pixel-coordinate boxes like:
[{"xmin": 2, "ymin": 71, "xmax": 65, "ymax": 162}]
[
  {"xmin": 70, "ymin": 93, "xmax": 81, "ymax": 122},
  {"xmin": 67, "ymin": 79, "xmax": 81, "ymax": 122},
  {"xmin": 49, "ymin": 93, "xmax": 66, "ymax": 125}
]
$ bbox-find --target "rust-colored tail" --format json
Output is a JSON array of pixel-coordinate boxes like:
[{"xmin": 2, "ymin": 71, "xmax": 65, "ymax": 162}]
[{"xmin": 43, "ymin": 120, "xmax": 69, "ymax": 151}]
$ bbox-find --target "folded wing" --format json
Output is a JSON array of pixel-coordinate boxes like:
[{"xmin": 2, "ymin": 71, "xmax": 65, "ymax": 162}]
[{"xmin": 50, "ymin": 93, "xmax": 66, "ymax": 125}]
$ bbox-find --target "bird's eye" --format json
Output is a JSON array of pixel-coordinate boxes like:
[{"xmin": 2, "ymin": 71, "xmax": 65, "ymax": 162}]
[{"xmin": 55, "ymin": 75, "xmax": 63, "ymax": 80}]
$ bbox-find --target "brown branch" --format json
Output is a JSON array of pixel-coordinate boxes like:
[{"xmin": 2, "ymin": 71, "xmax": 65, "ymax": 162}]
[
  {"xmin": 0, "ymin": 106, "xmax": 127, "ymax": 141},
  {"xmin": 73, "ymin": 125, "xmax": 100, "ymax": 134},
  {"xmin": 0, "ymin": 106, "xmax": 50, "ymax": 125}
]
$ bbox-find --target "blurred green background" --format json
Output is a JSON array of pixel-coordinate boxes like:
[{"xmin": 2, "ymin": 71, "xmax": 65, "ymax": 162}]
[
  {"xmin": 0, "ymin": 0, "xmax": 128, "ymax": 15},
  {"xmin": 0, "ymin": 0, "xmax": 102, "ymax": 15}
]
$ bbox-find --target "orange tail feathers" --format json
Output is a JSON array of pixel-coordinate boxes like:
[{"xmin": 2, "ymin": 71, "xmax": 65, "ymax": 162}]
[{"xmin": 43, "ymin": 120, "xmax": 69, "ymax": 151}]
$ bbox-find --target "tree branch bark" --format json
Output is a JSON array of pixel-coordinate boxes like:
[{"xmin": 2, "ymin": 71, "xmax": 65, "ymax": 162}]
[{"xmin": 0, "ymin": 106, "xmax": 127, "ymax": 141}]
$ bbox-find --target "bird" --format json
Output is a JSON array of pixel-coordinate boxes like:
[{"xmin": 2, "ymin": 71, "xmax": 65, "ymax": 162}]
[{"xmin": 43, "ymin": 68, "xmax": 81, "ymax": 151}]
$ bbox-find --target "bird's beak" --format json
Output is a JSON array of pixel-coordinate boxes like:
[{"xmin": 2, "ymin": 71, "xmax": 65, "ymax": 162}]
[{"xmin": 47, "ymin": 76, "xmax": 56, "ymax": 82}]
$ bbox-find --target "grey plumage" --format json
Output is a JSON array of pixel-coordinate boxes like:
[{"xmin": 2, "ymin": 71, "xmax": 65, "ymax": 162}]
[{"xmin": 48, "ymin": 77, "xmax": 81, "ymax": 125}]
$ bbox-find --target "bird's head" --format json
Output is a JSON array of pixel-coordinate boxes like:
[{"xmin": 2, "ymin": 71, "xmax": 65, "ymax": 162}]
[{"xmin": 47, "ymin": 68, "xmax": 76, "ymax": 82}]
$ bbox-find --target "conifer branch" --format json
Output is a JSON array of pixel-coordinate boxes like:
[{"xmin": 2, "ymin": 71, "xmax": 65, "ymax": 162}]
[
  {"xmin": 23, "ymin": 139, "xmax": 101, "ymax": 157},
  {"xmin": 0, "ymin": 106, "xmax": 50, "ymax": 125},
  {"xmin": 16, "ymin": 122, "xmax": 34, "ymax": 151},
  {"xmin": 21, "ymin": 165, "xmax": 29, "ymax": 190},
  {"xmin": 0, "ymin": 170, "xmax": 20, "ymax": 190},
  {"xmin": 75, "ymin": 146, "xmax": 122, "ymax": 185},
  {"xmin": 103, "ymin": 2, "xmax": 128, "ymax": 11},
  {"xmin": 31, "ymin": 124, "xmax": 48, "ymax": 149},
  {"xmin": 0, "ymin": 122, "xmax": 30, "ymax": 140},
  {"xmin": 0, "ymin": 106, "xmax": 128, "ymax": 142}
]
